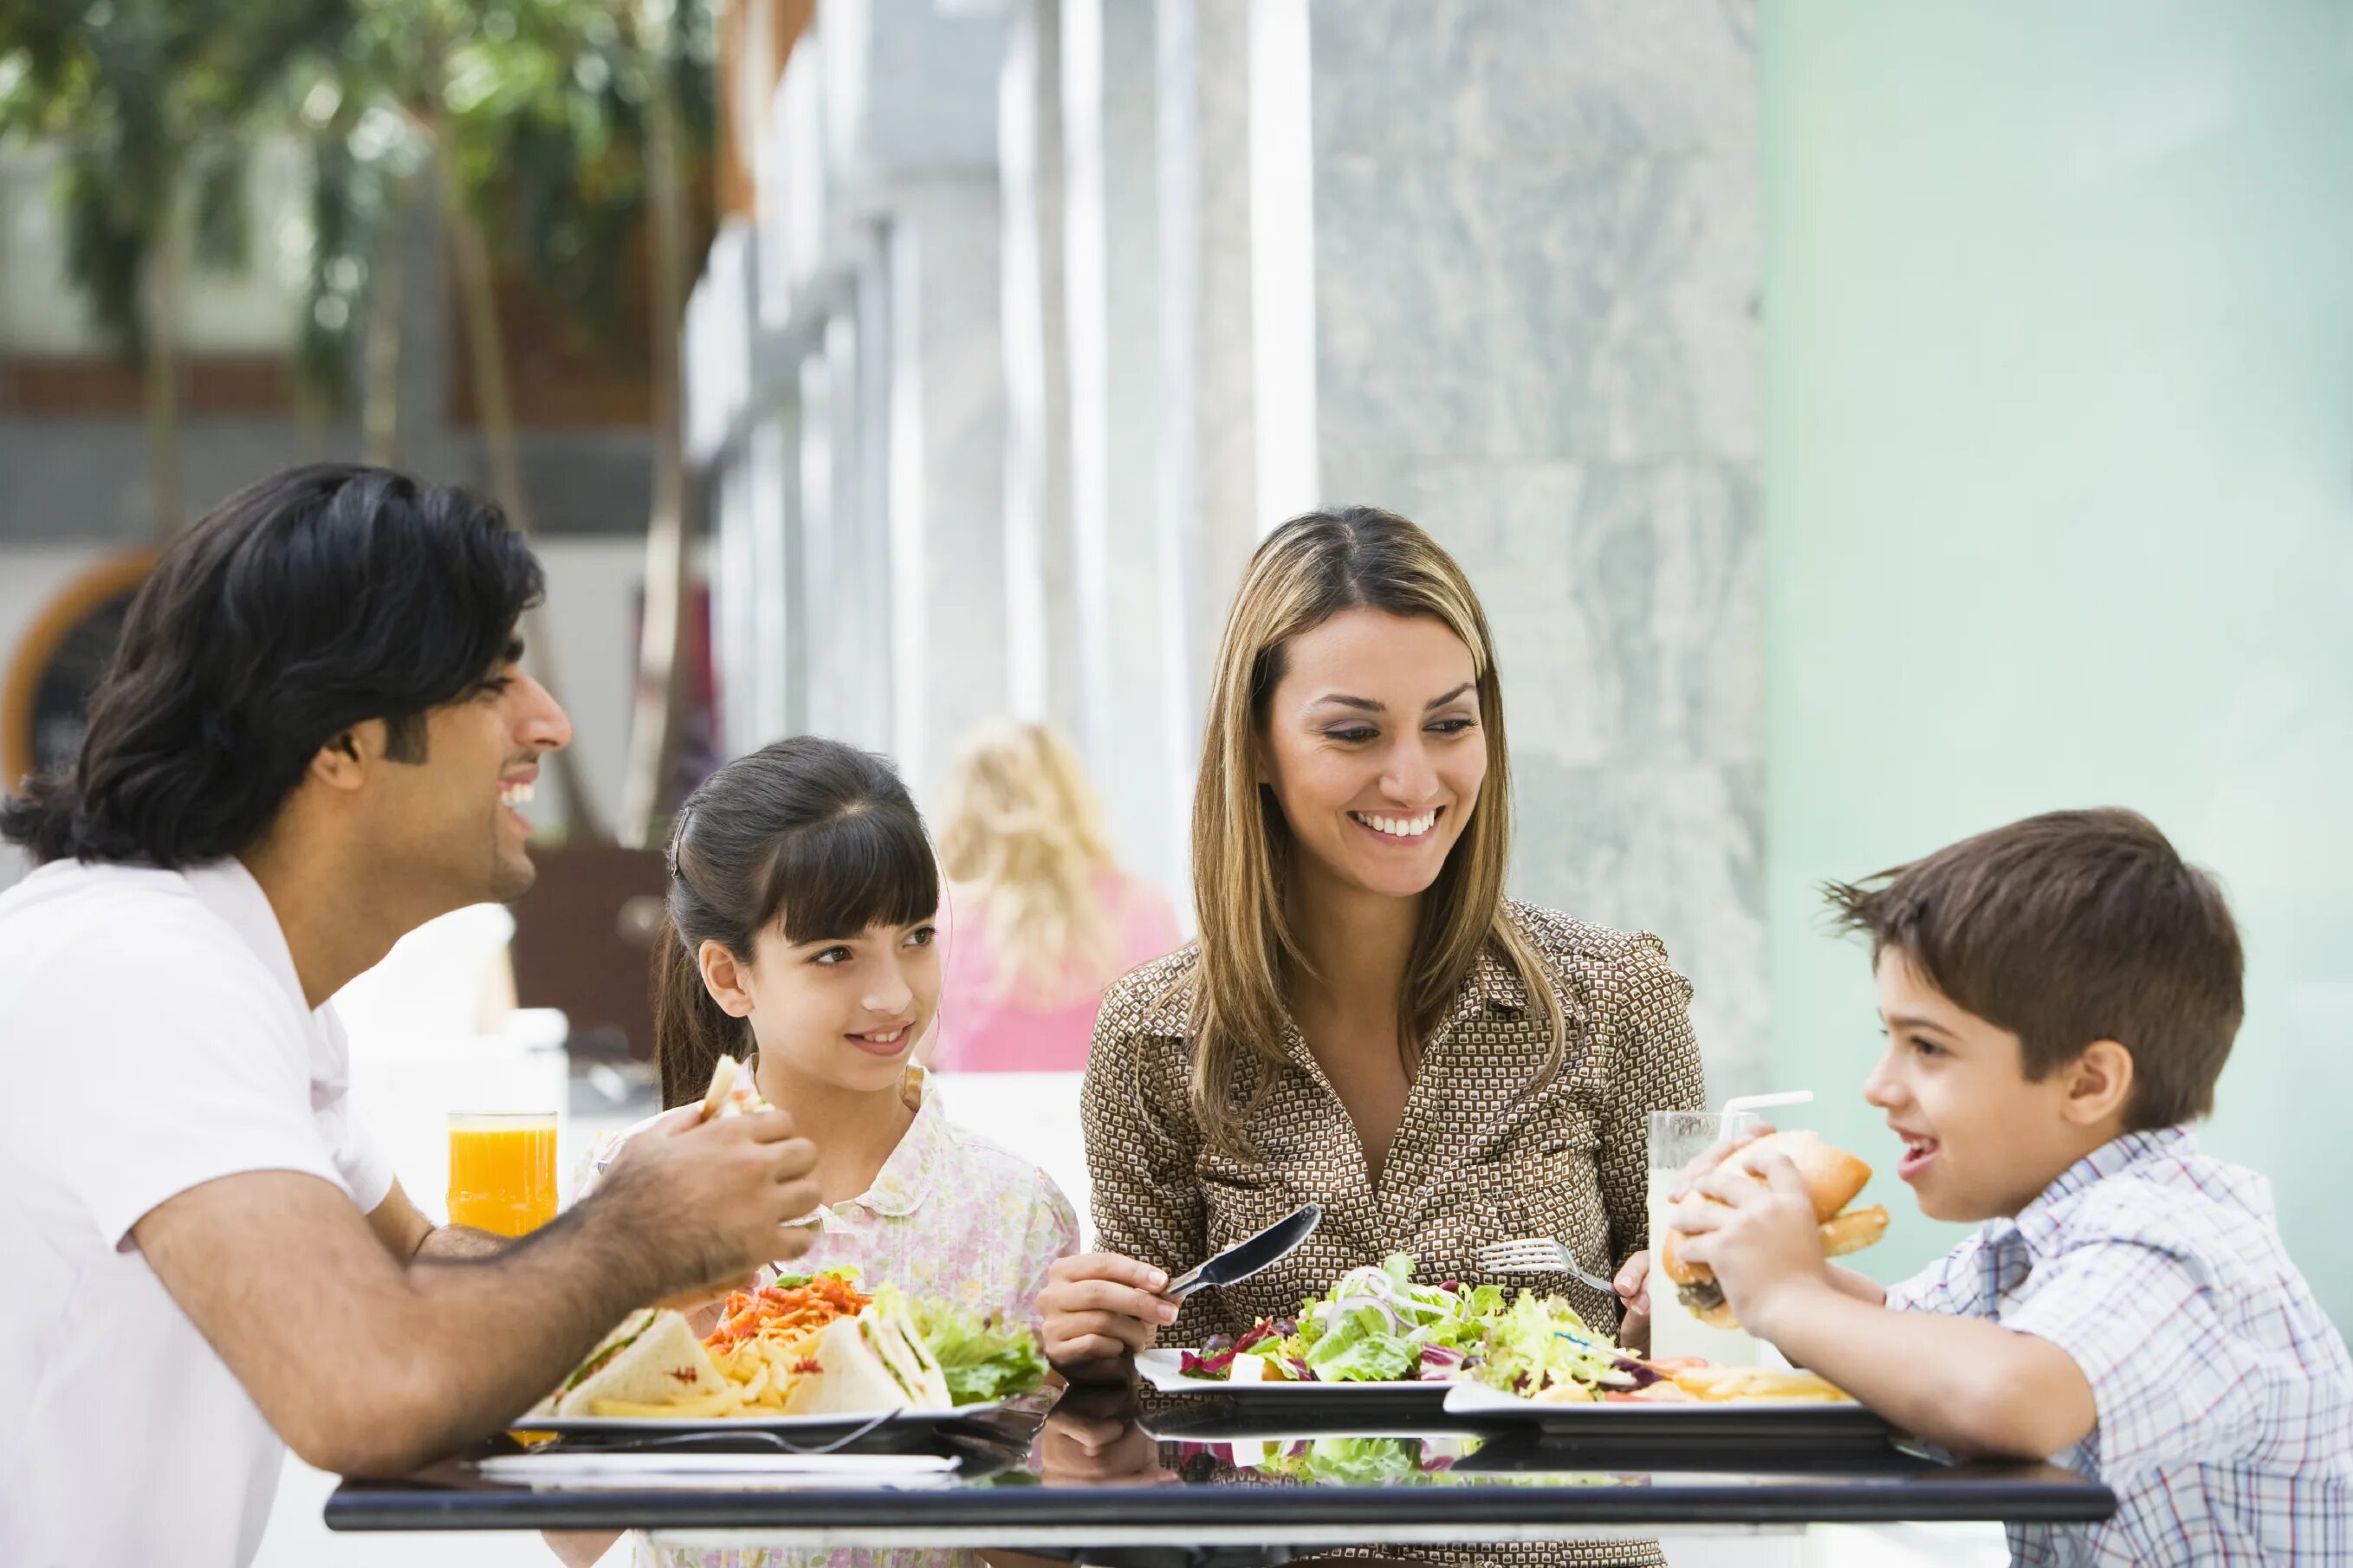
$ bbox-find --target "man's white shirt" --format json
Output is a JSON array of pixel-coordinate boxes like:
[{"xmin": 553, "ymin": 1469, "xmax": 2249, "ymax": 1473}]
[{"xmin": 0, "ymin": 857, "xmax": 394, "ymax": 1568}]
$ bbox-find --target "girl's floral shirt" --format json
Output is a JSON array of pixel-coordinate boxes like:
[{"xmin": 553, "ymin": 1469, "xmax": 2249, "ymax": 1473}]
[{"xmin": 569, "ymin": 1069, "xmax": 1079, "ymax": 1568}]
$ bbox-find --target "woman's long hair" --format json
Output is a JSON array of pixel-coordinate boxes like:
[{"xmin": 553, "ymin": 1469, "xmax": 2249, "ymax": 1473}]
[
  {"xmin": 653, "ymin": 736, "xmax": 941, "ymax": 1108},
  {"xmin": 935, "ymin": 719, "xmax": 1118, "ymax": 1006},
  {"xmin": 1185, "ymin": 505, "xmax": 1565, "ymax": 1154}
]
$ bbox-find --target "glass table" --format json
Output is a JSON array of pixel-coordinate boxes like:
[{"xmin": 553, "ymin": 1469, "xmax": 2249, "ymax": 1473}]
[{"xmin": 326, "ymin": 1385, "xmax": 2112, "ymax": 1561}]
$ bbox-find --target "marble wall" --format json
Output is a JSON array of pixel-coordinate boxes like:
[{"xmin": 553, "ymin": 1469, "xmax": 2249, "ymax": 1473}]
[
  {"xmin": 1307, "ymin": 0, "xmax": 1766, "ymax": 1087},
  {"xmin": 690, "ymin": 0, "xmax": 1766, "ymax": 1082}
]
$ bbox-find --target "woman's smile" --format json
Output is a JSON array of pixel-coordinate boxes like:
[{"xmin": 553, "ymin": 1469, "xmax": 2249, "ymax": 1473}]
[{"xmin": 1349, "ymin": 805, "xmax": 1444, "ymax": 842}]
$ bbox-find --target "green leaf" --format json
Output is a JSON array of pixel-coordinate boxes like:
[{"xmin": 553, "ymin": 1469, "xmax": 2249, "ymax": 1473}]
[{"xmin": 908, "ymin": 1301, "xmax": 1049, "ymax": 1406}]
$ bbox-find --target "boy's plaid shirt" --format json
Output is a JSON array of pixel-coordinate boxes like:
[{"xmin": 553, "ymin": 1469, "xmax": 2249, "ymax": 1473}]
[{"xmin": 1886, "ymin": 1125, "xmax": 2351, "ymax": 1566}]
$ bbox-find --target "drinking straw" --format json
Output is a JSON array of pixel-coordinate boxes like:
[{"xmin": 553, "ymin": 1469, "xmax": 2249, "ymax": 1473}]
[{"xmin": 1720, "ymin": 1089, "xmax": 1813, "ymax": 1128}]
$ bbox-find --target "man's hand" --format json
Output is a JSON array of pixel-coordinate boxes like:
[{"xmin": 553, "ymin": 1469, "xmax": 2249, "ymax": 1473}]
[
  {"xmin": 1669, "ymin": 1148, "xmax": 1834, "ymax": 1339},
  {"xmin": 587, "ymin": 1105, "xmax": 820, "ymax": 1295},
  {"xmin": 133, "ymin": 1103, "xmax": 824, "ymax": 1481}
]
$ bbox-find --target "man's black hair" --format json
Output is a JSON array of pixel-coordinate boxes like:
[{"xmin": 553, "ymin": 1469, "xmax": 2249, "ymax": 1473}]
[{"xmin": 2, "ymin": 463, "xmax": 545, "ymax": 867}]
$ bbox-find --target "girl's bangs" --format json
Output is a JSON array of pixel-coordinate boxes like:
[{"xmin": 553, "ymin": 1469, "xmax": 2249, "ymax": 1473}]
[{"xmin": 762, "ymin": 803, "xmax": 942, "ymax": 943}]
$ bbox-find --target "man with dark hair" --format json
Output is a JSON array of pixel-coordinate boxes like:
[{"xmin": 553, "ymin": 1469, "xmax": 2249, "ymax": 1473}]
[
  {"xmin": 1664, "ymin": 808, "xmax": 2350, "ymax": 1565},
  {"xmin": 0, "ymin": 466, "xmax": 823, "ymax": 1568}
]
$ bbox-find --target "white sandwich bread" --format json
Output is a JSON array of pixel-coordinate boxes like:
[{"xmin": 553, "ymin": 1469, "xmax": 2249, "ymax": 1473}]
[
  {"xmin": 540, "ymin": 1309, "xmax": 730, "ymax": 1416},
  {"xmin": 783, "ymin": 1297, "xmax": 954, "ymax": 1416},
  {"xmin": 699, "ymin": 1053, "xmax": 774, "ymax": 1120}
]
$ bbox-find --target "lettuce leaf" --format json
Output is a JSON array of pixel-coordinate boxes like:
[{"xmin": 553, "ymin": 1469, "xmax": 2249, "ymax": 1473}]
[
  {"xmin": 909, "ymin": 1301, "xmax": 1049, "ymax": 1404},
  {"xmin": 1474, "ymin": 1291, "xmax": 1634, "ymax": 1400}
]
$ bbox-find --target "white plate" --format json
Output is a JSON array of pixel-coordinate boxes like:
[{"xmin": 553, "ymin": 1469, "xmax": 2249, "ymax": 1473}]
[
  {"xmin": 1442, "ymin": 1382, "xmax": 1864, "ymax": 1416},
  {"xmin": 1136, "ymin": 1350, "xmax": 1448, "ymax": 1401},
  {"xmin": 476, "ymin": 1452, "xmax": 957, "ymax": 1489},
  {"xmin": 522, "ymin": 1399, "xmax": 1004, "ymax": 1436},
  {"xmin": 1440, "ymin": 1380, "xmax": 1894, "ymax": 1435}
]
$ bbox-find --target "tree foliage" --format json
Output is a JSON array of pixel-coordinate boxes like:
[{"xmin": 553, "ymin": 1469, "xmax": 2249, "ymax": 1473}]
[{"xmin": 0, "ymin": 0, "xmax": 715, "ymax": 405}]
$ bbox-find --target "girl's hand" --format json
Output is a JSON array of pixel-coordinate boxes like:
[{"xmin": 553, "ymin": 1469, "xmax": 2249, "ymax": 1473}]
[
  {"xmin": 1038, "ymin": 1252, "xmax": 1178, "ymax": 1377},
  {"xmin": 1613, "ymin": 1249, "xmax": 1652, "ymax": 1357}
]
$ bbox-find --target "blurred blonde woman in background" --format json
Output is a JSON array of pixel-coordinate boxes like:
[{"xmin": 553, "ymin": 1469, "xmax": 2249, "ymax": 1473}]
[{"xmin": 932, "ymin": 720, "xmax": 1181, "ymax": 1072}]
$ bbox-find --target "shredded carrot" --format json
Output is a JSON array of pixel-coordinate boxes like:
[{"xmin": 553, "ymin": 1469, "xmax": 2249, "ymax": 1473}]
[{"xmin": 703, "ymin": 1274, "xmax": 872, "ymax": 1353}]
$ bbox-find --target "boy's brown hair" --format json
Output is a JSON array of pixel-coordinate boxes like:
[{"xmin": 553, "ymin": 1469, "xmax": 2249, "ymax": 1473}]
[{"xmin": 1825, "ymin": 808, "xmax": 2243, "ymax": 1130}]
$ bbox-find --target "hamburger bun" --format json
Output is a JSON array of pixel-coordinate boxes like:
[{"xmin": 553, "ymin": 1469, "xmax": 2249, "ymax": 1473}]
[{"xmin": 1658, "ymin": 1130, "xmax": 1885, "ymax": 1329}]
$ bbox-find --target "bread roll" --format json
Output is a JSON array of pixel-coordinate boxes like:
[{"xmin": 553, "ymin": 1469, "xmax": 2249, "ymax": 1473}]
[{"xmin": 1657, "ymin": 1131, "xmax": 1884, "ymax": 1330}]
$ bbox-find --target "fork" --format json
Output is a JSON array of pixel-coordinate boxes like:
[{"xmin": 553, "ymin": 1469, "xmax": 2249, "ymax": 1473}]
[
  {"xmin": 548, "ymin": 1410, "xmax": 898, "ymax": 1456},
  {"xmin": 1476, "ymin": 1237, "xmax": 1617, "ymax": 1294}
]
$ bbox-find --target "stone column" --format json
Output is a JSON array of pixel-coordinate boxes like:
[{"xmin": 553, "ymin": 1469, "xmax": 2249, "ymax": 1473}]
[
  {"xmin": 1155, "ymin": 0, "xmax": 1262, "ymax": 871},
  {"xmin": 887, "ymin": 178, "xmax": 1008, "ymax": 795},
  {"xmin": 1001, "ymin": 0, "xmax": 1085, "ymax": 742},
  {"xmin": 1306, "ymin": 0, "xmax": 1767, "ymax": 1085},
  {"xmin": 796, "ymin": 329, "xmax": 846, "ymax": 744},
  {"xmin": 1060, "ymin": 0, "xmax": 1184, "ymax": 899},
  {"xmin": 749, "ymin": 402, "xmax": 803, "ymax": 742}
]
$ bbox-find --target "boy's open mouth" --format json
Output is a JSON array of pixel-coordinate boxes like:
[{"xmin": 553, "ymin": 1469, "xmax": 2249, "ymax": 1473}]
[{"xmin": 1896, "ymin": 1135, "xmax": 1941, "ymax": 1182}]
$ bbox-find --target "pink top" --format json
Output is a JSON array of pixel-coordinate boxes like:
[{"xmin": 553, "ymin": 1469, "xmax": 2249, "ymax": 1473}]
[{"xmin": 930, "ymin": 871, "xmax": 1182, "ymax": 1072}]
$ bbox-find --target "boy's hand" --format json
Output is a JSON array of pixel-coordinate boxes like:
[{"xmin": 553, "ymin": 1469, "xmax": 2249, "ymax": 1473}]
[
  {"xmin": 1670, "ymin": 1149, "xmax": 1833, "ymax": 1339},
  {"xmin": 1668, "ymin": 1121, "xmax": 1773, "ymax": 1201}
]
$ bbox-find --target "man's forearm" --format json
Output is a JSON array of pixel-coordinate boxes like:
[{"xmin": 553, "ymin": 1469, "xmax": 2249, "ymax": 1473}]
[
  {"xmin": 361, "ymin": 1205, "xmax": 677, "ymax": 1471},
  {"xmin": 414, "ymin": 1222, "xmax": 510, "ymax": 1260}
]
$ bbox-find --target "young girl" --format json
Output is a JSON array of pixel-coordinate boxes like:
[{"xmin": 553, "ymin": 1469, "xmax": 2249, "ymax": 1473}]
[{"xmin": 565, "ymin": 735, "xmax": 1079, "ymax": 1568}]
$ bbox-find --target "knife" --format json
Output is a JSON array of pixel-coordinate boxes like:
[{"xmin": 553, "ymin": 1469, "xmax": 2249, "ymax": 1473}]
[{"xmin": 1164, "ymin": 1202, "xmax": 1322, "ymax": 1300}]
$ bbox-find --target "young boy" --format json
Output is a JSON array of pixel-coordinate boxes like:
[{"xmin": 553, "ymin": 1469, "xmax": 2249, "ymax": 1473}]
[{"xmin": 1671, "ymin": 808, "xmax": 2350, "ymax": 1566}]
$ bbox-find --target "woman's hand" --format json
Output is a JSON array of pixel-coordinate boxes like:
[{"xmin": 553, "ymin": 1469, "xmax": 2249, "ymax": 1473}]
[
  {"xmin": 1038, "ymin": 1252, "xmax": 1178, "ymax": 1378},
  {"xmin": 1612, "ymin": 1249, "xmax": 1651, "ymax": 1357},
  {"xmin": 1037, "ymin": 1384, "xmax": 1173, "ymax": 1487}
]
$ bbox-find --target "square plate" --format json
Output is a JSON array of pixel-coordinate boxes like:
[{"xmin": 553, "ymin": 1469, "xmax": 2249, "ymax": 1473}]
[
  {"xmin": 476, "ymin": 1452, "xmax": 960, "ymax": 1488},
  {"xmin": 1441, "ymin": 1381, "xmax": 1896, "ymax": 1440},
  {"xmin": 522, "ymin": 1401, "xmax": 1005, "ymax": 1440},
  {"xmin": 1136, "ymin": 1350, "xmax": 1451, "ymax": 1414}
]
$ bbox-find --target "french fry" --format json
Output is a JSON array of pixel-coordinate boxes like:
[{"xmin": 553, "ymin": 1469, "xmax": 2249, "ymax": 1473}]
[
  {"xmin": 1669, "ymin": 1364, "xmax": 1852, "ymax": 1403},
  {"xmin": 592, "ymin": 1390, "xmax": 747, "ymax": 1419}
]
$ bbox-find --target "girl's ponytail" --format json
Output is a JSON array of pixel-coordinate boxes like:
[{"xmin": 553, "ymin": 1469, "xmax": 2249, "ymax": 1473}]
[{"xmin": 651, "ymin": 910, "xmax": 748, "ymax": 1109}]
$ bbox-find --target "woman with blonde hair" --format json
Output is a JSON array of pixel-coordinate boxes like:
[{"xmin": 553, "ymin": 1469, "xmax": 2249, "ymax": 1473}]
[
  {"xmin": 1038, "ymin": 509, "xmax": 1705, "ymax": 1470},
  {"xmin": 931, "ymin": 719, "xmax": 1181, "ymax": 1072}
]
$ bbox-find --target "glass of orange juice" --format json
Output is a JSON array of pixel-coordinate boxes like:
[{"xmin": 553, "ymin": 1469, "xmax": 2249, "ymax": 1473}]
[{"xmin": 447, "ymin": 1111, "xmax": 559, "ymax": 1236}]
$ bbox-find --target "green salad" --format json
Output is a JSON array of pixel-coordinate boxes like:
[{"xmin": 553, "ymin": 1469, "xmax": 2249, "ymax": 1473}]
[
  {"xmin": 766, "ymin": 1267, "xmax": 1049, "ymax": 1406},
  {"xmin": 1179, "ymin": 1253, "xmax": 1655, "ymax": 1401},
  {"xmin": 909, "ymin": 1298, "xmax": 1050, "ymax": 1404}
]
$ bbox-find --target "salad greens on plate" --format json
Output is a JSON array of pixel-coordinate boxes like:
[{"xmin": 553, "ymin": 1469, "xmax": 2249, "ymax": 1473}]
[{"xmin": 1178, "ymin": 1253, "xmax": 1663, "ymax": 1402}]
